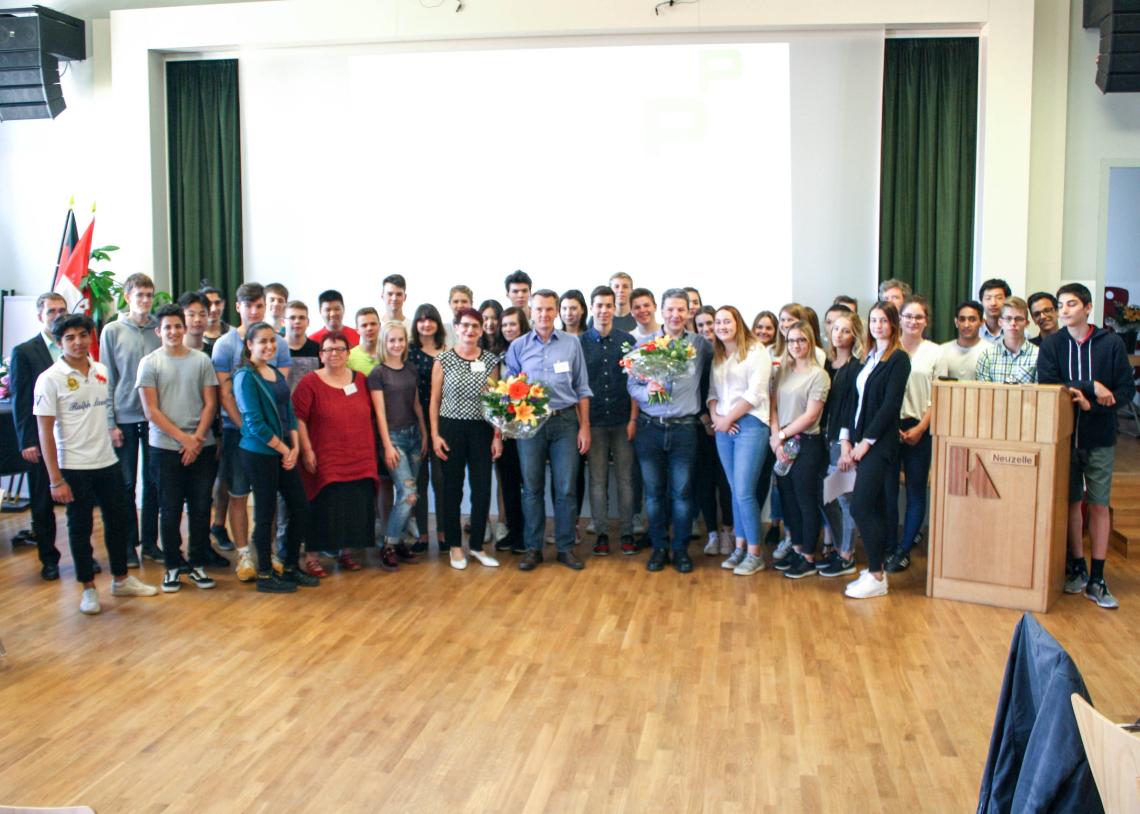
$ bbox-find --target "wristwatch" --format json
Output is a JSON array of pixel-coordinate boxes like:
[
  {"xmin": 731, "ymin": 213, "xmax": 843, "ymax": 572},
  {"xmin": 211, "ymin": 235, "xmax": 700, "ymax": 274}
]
[{"xmin": 778, "ymin": 430, "xmax": 786, "ymax": 442}]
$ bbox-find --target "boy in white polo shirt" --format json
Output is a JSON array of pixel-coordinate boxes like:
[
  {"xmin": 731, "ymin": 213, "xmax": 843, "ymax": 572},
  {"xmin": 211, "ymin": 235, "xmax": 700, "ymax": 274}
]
[{"xmin": 34, "ymin": 314, "xmax": 159, "ymax": 614}]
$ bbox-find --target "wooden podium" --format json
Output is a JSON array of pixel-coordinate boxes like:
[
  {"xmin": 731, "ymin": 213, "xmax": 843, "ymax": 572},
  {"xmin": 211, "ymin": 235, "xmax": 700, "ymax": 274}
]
[{"xmin": 926, "ymin": 381, "xmax": 1074, "ymax": 612}]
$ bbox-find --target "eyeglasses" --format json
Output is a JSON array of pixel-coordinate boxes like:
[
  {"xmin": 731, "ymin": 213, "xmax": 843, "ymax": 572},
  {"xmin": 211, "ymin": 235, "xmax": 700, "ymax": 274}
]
[
  {"xmin": 787, "ymin": 338, "xmax": 808, "ymax": 345},
  {"xmin": 321, "ymin": 347, "xmax": 348, "ymax": 354},
  {"xmin": 901, "ymin": 314, "xmax": 926, "ymax": 321},
  {"xmin": 458, "ymin": 322, "xmax": 482, "ymax": 331},
  {"xmin": 1000, "ymin": 316, "xmax": 1027, "ymax": 324},
  {"xmin": 1031, "ymin": 308, "xmax": 1056, "ymax": 318}
]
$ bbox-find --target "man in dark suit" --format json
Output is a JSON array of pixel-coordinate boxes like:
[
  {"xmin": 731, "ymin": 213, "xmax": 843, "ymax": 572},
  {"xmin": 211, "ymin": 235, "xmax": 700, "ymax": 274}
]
[{"xmin": 9, "ymin": 293, "xmax": 98, "ymax": 580}]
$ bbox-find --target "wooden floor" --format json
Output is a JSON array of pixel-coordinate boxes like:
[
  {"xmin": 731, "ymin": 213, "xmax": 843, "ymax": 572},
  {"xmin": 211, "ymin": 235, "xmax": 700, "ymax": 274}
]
[{"xmin": 2, "ymin": 442, "xmax": 1139, "ymax": 812}]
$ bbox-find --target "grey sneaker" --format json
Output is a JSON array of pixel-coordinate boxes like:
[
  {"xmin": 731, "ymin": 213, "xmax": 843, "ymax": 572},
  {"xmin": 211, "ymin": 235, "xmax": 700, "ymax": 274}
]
[
  {"xmin": 733, "ymin": 553, "xmax": 766, "ymax": 576},
  {"xmin": 111, "ymin": 575, "xmax": 159, "ymax": 597},
  {"xmin": 721, "ymin": 548, "xmax": 747, "ymax": 570},
  {"xmin": 1084, "ymin": 579, "xmax": 1119, "ymax": 609},
  {"xmin": 1063, "ymin": 567, "xmax": 1088, "ymax": 595},
  {"xmin": 773, "ymin": 537, "xmax": 794, "ymax": 561}
]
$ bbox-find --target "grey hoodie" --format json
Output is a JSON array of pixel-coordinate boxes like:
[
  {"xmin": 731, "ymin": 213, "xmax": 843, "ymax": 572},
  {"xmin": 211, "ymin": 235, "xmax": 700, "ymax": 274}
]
[{"xmin": 100, "ymin": 311, "xmax": 160, "ymax": 426}]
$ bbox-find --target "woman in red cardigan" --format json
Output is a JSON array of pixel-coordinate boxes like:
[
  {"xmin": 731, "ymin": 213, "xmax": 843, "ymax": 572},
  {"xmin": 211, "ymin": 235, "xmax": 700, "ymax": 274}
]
[{"xmin": 293, "ymin": 331, "xmax": 381, "ymax": 574}]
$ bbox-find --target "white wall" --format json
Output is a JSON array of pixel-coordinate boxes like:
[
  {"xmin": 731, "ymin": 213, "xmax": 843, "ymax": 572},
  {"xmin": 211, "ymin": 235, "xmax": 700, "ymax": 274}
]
[
  {"xmin": 1106, "ymin": 166, "xmax": 1140, "ymax": 297},
  {"xmin": 1, "ymin": 0, "xmax": 1055, "ymax": 327},
  {"xmin": 1061, "ymin": 0, "xmax": 1140, "ymax": 307}
]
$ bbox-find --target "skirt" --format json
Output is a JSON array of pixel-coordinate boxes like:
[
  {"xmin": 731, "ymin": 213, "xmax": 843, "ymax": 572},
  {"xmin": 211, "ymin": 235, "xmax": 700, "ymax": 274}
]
[{"xmin": 309, "ymin": 478, "xmax": 377, "ymax": 551}]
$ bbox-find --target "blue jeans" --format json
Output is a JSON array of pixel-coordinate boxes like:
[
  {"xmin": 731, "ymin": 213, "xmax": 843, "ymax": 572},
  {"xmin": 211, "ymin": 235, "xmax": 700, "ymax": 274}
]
[
  {"xmin": 714, "ymin": 415, "xmax": 769, "ymax": 548},
  {"xmin": 633, "ymin": 417, "xmax": 699, "ymax": 552},
  {"xmin": 822, "ymin": 441, "xmax": 857, "ymax": 557},
  {"xmin": 384, "ymin": 426, "xmax": 423, "ymax": 542},
  {"xmin": 885, "ymin": 418, "xmax": 933, "ymax": 555},
  {"xmin": 116, "ymin": 420, "xmax": 159, "ymax": 550},
  {"xmin": 517, "ymin": 411, "xmax": 581, "ymax": 552}
]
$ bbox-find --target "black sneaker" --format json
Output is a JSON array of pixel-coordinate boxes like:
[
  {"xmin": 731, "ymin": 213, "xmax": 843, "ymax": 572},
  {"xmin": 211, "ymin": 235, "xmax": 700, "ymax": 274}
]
[
  {"xmin": 126, "ymin": 547, "xmax": 140, "ymax": 569},
  {"xmin": 647, "ymin": 548, "xmax": 669, "ymax": 572},
  {"xmin": 411, "ymin": 540, "xmax": 429, "ymax": 555},
  {"xmin": 511, "ymin": 539, "xmax": 528, "ymax": 555},
  {"xmin": 161, "ymin": 568, "xmax": 182, "ymax": 593},
  {"xmin": 141, "ymin": 545, "xmax": 164, "ymax": 563},
  {"xmin": 256, "ymin": 573, "xmax": 297, "ymax": 593},
  {"xmin": 773, "ymin": 551, "xmax": 801, "ymax": 572},
  {"xmin": 620, "ymin": 534, "xmax": 637, "ymax": 554},
  {"xmin": 884, "ymin": 551, "xmax": 911, "ymax": 573},
  {"xmin": 211, "ymin": 524, "xmax": 235, "ymax": 551},
  {"xmin": 593, "ymin": 534, "xmax": 610, "ymax": 556},
  {"xmin": 819, "ymin": 555, "xmax": 857, "ymax": 578},
  {"xmin": 673, "ymin": 548, "xmax": 694, "ymax": 573},
  {"xmin": 764, "ymin": 523, "xmax": 782, "ymax": 545},
  {"xmin": 494, "ymin": 535, "xmax": 515, "ymax": 552},
  {"xmin": 186, "ymin": 567, "xmax": 216, "ymax": 589},
  {"xmin": 783, "ymin": 556, "xmax": 817, "ymax": 579},
  {"xmin": 282, "ymin": 568, "xmax": 320, "ymax": 588},
  {"xmin": 814, "ymin": 550, "xmax": 839, "ymax": 570}
]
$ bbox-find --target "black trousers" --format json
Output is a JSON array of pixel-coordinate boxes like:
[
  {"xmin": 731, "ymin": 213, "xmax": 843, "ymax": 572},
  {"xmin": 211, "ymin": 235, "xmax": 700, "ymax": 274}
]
[
  {"xmin": 240, "ymin": 449, "xmax": 308, "ymax": 573},
  {"xmin": 696, "ymin": 427, "xmax": 733, "ymax": 531},
  {"xmin": 27, "ymin": 457, "xmax": 60, "ymax": 566},
  {"xmin": 849, "ymin": 440, "xmax": 898, "ymax": 572},
  {"xmin": 495, "ymin": 438, "xmax": 524, "ymax": 544},
  {"xmin": 775, "ymin": 433, "xmax": 827, "ymax": 555},
  {"xmin": 415, "ymin": 445, "xmax": 445, "ymax": 539},
  {"xmin": 151, "ymin": 447, "xmax": 217, "ymax": 568},
  {"xmin": 438, "ymin": 417, "xmax": 493, "ymax": 551},
  {"xmin": 61, "ymin": 464, "xmax": 132, "ymax": 582}
]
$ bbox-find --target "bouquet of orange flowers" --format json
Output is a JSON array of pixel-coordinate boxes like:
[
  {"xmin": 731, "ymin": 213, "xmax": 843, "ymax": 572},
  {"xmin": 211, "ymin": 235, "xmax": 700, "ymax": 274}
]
[
  {"xmin": 620, "ymin": 335, "xmax": 697, "ymax": 404},
  {"xmin": 482, "ymin": 373, "xmax": 551, "ymax": 439}
]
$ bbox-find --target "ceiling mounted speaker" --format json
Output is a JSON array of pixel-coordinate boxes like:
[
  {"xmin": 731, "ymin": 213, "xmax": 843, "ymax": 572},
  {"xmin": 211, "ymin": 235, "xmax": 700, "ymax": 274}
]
[{"xmin": 0, "ymin": 6, "xmax": 85, "ymax": 121}]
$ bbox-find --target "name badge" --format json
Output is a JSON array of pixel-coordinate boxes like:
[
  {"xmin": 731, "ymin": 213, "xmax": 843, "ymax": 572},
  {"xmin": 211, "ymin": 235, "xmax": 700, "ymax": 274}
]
[
  {"xmin": 553, "ymin": 360, "xmax": 571, "ymax": 374},
  {"xmin": 470, "ymin": 361, "xmax": 486, "ymax": 373},
  {"xmin": 344, "ymin": 383, "xmax": 358, "ymax": 396}
]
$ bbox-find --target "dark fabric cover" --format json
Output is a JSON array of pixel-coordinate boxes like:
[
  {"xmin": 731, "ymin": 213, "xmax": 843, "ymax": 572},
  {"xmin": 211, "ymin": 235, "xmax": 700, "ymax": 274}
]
[{"xmin": 976, "ymin": 613, "xmax": 1102, "ymax": 814}]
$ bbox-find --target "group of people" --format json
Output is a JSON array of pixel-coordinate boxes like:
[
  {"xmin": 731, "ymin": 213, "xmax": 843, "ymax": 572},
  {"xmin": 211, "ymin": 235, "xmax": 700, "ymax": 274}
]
[{"xmin": 9, "ymin": 268, "xmax": 1132, "ymax": 614}]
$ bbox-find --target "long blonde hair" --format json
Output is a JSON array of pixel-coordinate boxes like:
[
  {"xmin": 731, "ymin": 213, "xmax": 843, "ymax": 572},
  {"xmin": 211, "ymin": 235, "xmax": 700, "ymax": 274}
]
[
  {"xmin": 779, "ymin": 320, "xmax": 822, "ymax": 372},
  {"xmin": 711, "ymin": 305, "xmax": 756, "ymax": 365},
  {"xmin": 773, "ymin": 303, "xmax": 809, "ymax": 358},
  {"xmin": 827, "ymin": 312, "xmax": 866, "ymax": 363}
]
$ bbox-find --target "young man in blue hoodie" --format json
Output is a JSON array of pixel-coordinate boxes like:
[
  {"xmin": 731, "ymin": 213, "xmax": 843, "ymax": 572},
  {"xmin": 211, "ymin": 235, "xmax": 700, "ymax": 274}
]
[{"xmin": 1037, "ymin": 283, "xmax": 1134, "ymax": 609}]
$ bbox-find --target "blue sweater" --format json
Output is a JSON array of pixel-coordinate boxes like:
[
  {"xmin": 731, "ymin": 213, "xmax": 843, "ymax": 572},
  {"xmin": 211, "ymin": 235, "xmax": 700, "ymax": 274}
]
[{"xmin": 233, "ymin": 365, "xmax": 296, "ymax": 455}]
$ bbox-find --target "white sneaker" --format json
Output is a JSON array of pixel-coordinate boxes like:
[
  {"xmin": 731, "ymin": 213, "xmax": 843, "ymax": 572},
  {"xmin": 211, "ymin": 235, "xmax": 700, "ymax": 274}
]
[
  {"xmin": 111, "ymin": 575, "xmax": 159, "ymax": 597},
  {"xmin": 585, "ymin": 519, "xmax": 597, "ymax": 534},
  {"xmin": 235, "ymin": 548, "xmax": 256, "ymax": 582},
  {"xmin": 494, "ymin": 522, "xmax": 509, "ymax": 542},
  {"xmin": 449, "ymin": 554, "xmax": 468, "ymax": 570},
  {"xmin": 470, "ymin": 550, "xmax": 500, "ymax": 567},
  {"xmin": 719, "ymin": 529, "xmax": 734, "ymax": 555},
  {"xmin": 845, "ymin": 571, "xmax": 888, "ymax": 599},
  {"xmin": 703, "ymin": 532, "xmax": 720, "ymax": 556},
  {"xmin": 79, "ymin": 588, "xmax": 100, "ymax": 615}
]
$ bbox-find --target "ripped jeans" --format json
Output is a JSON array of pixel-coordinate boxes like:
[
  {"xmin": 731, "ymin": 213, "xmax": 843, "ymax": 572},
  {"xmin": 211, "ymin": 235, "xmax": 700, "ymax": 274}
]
[{"xmin": 384, "ymin": 425, "xmax": 423, "ymax": 544}]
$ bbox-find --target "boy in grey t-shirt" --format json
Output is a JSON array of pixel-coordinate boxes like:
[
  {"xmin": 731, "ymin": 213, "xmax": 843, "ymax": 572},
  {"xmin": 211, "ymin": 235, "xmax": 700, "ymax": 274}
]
[{"xmin": 137, "ymin": 305, "xmax": 221, "ymax": 592}]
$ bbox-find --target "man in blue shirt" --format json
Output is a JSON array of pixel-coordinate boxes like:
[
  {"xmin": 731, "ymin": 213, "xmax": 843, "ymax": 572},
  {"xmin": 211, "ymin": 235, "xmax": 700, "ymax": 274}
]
[
  {"xmin": 504, "ymin": 289, "xmax": 592, "ymax": 571},
  {"xmin": 580, "ymin": 286, "xmax": 637, "ymax": 556},
  {"xmin": 627, "ymin": 288, "xmax": 712, "ymax": 573}
]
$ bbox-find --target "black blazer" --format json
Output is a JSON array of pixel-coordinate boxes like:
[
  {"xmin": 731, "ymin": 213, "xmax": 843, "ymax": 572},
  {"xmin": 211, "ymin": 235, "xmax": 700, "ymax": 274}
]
[
  {"xmin": 824, "ymin": 358, "xmax": 863, "ymax": 446},
  {"xmin": 10, "ymin": 333, "xmax": 55, "ymax": 451},
  {"xmin": 852, "ymin": 349, "xmax": 910, "ymax": 452}
]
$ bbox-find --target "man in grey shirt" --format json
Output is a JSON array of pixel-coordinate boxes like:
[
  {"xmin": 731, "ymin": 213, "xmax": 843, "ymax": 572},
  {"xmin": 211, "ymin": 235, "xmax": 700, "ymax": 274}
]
[
  {"xmin": 101, "ymin": 272, "xmax": 161, "ymax": 565},
  {"xmin": 137, "ymin": 304, "xmax": 220, "ymax": 592}
]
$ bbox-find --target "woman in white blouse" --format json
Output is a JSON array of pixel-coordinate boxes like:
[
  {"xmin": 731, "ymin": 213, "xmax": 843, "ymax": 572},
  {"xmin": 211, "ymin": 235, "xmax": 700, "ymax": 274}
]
[
  {"xmin": 883, "ymin": 294, "xmax": 941, "ymax": 574},
  {"xmin": 707, "ymin": 305, "xmax": 773, "ymax": 576}
]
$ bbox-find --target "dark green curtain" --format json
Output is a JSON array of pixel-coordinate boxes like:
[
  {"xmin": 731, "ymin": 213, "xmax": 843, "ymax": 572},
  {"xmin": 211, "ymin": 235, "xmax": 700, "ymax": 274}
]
[
  {"xmin": 879, "ymin": 38, "xmax": 978, "ymax": 343},
  {"xmin": 167, "ymin": 59, "xmax": 242, "ymax": 323}
]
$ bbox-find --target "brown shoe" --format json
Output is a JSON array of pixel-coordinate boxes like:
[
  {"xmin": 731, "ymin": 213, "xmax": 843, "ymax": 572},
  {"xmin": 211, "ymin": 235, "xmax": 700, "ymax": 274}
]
[
  {"xmin": 518, "ymin": 549, "xmax": 543, "ymax": 571},
  {"xmin": 393, "ymin": 542, "xmax": 420, "ymax": 564},
  {"xmin": 379, "ymin": 545, "xmax": 399, "ymax": 572},
  {"xmin": 556, "ymin": 550, "xmax": 585, "ymax": 571}
]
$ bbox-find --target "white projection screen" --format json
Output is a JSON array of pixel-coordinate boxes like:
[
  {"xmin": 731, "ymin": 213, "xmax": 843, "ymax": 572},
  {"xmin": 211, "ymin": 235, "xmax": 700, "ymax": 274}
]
[{"xmin": 238, "ymin": 33, "xmax": 883, "ymax": 322}]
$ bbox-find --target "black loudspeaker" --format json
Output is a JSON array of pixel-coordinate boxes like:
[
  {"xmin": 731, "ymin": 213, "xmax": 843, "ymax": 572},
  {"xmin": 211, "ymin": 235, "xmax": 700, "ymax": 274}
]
[
  {"xmin": 1084, "ymin": 0, "xmax": 1140, "ymax": 93},
  {"xmin": 0, "ymin": 6, "xmax": 85, "ymax": 121}
]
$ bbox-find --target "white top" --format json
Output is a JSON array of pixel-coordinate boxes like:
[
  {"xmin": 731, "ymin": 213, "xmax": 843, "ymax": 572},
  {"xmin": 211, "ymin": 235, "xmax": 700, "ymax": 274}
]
[
  {"xmin": 707, "ymin": 343, "xmax": 772, "ymax": 423},
  {"xmin": 32, "ymin": 357, "xmax": 118, "ymax": 470},
  {"xmin": 934, "ymin": 339, "xmax": 984, "ymax": 381},
  {"xmin": 901, "ymin": 339, "xmax": 941, "ymax": 420},
  {"xmin": 631, "ymin": 323, "xmax": 659, "ymax": 343}
]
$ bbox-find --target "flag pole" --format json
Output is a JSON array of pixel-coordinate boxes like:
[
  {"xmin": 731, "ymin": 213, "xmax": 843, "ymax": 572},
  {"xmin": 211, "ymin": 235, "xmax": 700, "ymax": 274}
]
[{"xmin": 52, "ymin": 197, "xmax": 77, "ymax": 290}]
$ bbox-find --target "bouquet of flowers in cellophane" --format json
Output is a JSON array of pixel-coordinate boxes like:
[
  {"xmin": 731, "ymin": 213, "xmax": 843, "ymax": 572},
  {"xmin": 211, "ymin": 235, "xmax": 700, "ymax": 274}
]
[
  {"xmin": 620, "ymin": 335, "xmax": 697, "ymax": 404},
  {"xmin": 482, "ymin": 373, "xmax": 551, "ymax": 439}
]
